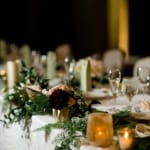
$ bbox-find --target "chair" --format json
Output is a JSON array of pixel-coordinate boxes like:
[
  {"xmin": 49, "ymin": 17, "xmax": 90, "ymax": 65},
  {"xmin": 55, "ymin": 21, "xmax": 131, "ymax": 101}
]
[
  {"xmin": 55, "ymin": 43, "xmax": 73, "ymax": 75},
  {"xmin": 102, "ymin": 48, "xmax": 125, "ymax": 72},
  {"xmin": 133, "ymin": 56, "xmax": 150, "ymax": 94},
  {"xmin": 55, "ymin": 43, "xmax": 73, "ymax": 66},
  {"xmin": 133, "ymin": 56, "xmax": 150, "ymax": 77}
]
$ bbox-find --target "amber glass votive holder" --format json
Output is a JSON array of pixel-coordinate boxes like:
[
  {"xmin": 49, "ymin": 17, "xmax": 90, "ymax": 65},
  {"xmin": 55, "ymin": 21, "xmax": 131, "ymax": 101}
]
[
  {"xmin": 117, "ymin": 128, "xmax": 135, "ymax": 150},
  {"xmin": 86, "ymin": 112, "xmax": 113, "ymax": 147}
]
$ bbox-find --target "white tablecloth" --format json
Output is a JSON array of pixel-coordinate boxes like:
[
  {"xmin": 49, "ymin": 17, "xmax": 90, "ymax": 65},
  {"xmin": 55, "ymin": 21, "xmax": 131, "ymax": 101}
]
[
  {"xmin": 1, "ymin": 93, "xmax": 150, "ymax": 150},
  {"xmin": 0, "ymin": 94, "xmax": 61, "ymax": 150},
  {"xmin": 0, "ymin": 114, "xmax": 61, "ymax": 150}
]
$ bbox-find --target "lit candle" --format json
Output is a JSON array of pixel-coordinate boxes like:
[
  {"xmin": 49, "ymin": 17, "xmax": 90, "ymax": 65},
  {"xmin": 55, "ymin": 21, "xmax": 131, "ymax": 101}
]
[
  {"xmin": 86, "ymin": 112, "xmax": 113, "ymax": 147},
  {"xmin": 0, "ymin": 69, "xmax": 6, "ymax": 77},
  {"xmin": 118, "ymin": 128, "xmax": 134, "ymax": 150}
]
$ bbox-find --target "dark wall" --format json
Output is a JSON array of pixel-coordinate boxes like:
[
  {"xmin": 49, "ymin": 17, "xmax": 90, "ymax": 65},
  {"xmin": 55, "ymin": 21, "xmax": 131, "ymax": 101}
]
[
  {"xmin": 0, "ymin": 0, "xmax": 149, "ymax": 59},
  {"xmin": 0, "ymin": 0, "xmax": 107, "ymax": 59},
  {"xmin": 0, "ymin": 0, "xmax": 27, "ymax": 45},
  {"xmin": 129, "ymin": 0, "xmax": 150, "ymax": 56},
  {"xmin": 0, "ymin": 0, "xmax": 74, "ymax": 51},
  {"xmin": 71, "ymin": 0, "xmax": 107, "ymax": 59}
]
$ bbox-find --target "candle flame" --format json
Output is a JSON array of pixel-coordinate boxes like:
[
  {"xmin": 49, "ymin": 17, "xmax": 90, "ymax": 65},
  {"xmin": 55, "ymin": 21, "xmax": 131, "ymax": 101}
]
[
  {"xmin": 124, "ymin": 131, "xmax": 129, "ymax": 138},
  {"xmin": 98, "ymin": 131, "xmax": 103, "ymax": 135},
  {"xmin": 0, "ymin": 70, "xmax": 6, "ymax": 76}
]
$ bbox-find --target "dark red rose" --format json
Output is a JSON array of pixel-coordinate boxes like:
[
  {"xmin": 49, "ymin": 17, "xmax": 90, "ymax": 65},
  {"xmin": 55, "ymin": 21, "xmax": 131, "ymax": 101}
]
[{"xmin": 48, "ymin": 89, "xmax": 70, "ymax": 110}]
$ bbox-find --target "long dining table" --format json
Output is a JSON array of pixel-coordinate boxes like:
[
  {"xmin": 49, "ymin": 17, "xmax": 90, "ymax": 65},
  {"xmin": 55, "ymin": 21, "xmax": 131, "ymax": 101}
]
[{"xmin": 1, "ymin": 89, "xmax": 150, "ymax": 150}]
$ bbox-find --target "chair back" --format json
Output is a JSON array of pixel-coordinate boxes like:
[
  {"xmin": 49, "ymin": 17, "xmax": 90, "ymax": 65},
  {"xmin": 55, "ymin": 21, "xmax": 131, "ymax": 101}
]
[
  {"xmin": 102, "ymin": 48, "xmax": 125, "ymax": 72},
  {"xmin": 133, "ymin": 56, "xmax": 150, "ymax": 76},
  {"xmin": 55, "ymin": 43, "xmax": 72, "ymax": 66}
]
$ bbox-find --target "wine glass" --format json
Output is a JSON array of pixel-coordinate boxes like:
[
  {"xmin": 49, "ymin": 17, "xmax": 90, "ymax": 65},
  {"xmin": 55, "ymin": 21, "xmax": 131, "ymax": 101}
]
[
  {"xmin": 137, "ymin": 66, "xmax": 150, "ymax": 94},
  {"xmin": 122, "ymin": 78, "xmax": 138, "ymax": 106},
  {"xmin": 64, "ymin": 56, "xmax": 76, "ymax": 80},
  {"xmin": 108, "ymin": 69, "xmax": 121, "ymax": 104}
]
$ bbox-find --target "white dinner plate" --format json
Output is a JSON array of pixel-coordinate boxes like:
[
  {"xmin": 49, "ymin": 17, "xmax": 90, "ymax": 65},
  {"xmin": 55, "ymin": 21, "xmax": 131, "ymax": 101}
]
[
  {"xmin": 131, "ymin": 112, "xmax": 150, "ymax": 120},
  {"xmin": 84, "ymin": 88, "xmax": 113, "ymax": 100},
  {"xmin": 91, "ymin": 104, "xmax": 130, "ymax": 114}
]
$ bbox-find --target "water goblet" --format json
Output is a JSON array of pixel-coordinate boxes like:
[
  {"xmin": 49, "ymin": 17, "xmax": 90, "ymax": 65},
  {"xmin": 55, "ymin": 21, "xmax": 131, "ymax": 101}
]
[
  {"xmin": 123, "ymin": 78, "xmax": 138, "ymax": 106},
  {"xmin": 137, "ymin": 66, "xmax": 150, "ymax": 94},
  {"xmin": 108, "ymin": 69, "xmax": 121, "ymax": 104}
]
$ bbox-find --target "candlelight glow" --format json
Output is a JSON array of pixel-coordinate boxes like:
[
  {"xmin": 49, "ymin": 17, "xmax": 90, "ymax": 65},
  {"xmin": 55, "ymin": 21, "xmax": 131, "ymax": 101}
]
[
  {"xmin": 98, "ymin": 130, "xmax": 102, "ymax": 136},
  {"xmin": 124, "ymin": 131, "xmax": 129, "ymax": 139},
  {"xmin": 118, "ymin": 128, "xmax": 134, "ymax": 150},
  {"xmin": 0, "ymin": 70, "xmax": 6, "ymax": 76}
]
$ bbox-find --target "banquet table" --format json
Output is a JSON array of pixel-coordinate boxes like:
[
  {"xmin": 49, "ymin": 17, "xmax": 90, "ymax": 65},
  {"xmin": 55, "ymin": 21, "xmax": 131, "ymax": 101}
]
[{"xmin": 1, "ymin": 91, "xmax": 150, "ymax": 150}]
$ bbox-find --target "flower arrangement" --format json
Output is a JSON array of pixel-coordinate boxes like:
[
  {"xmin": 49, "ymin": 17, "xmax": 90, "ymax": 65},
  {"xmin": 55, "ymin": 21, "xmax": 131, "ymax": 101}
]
[
  {"xmin": 48, "ymin": 83, "xmax": 92, "ymax": 121},
  {"xmin": 1, "ymin": 62, "xmax": 92, "ymax": 136}
]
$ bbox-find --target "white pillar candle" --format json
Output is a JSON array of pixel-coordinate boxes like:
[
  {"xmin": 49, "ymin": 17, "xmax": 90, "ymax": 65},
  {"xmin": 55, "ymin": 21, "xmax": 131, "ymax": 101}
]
[
  {"xmin": 47, "ymin": 51, "xmax": 56, "ymax": 79},
  {"xmin": 80, "ymin": 59, "xmax": 91, "ymax": 92},
  {"xmin": 6, "ymin": 61, "xmax": 18, "ymax": 88},
  {"xmin": 21, "ymin": 44, "xmax": 31, "ymax": 67}
]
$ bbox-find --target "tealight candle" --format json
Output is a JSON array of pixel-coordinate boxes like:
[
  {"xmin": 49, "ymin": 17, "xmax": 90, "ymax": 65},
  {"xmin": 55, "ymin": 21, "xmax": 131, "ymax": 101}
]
[
  {"xmin": 86, "ymin": 112, "xmax": 113, "ymax": 147},
  {"xmin": 117, "ymin": 128, "xmax": 134, "ymax": 150}
]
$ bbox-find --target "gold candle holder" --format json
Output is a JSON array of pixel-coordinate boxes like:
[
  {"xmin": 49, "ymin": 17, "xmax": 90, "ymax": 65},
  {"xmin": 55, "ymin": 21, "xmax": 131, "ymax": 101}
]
[
  {"xmin": 117, "ymin": 128, "xmax": 135, "ymax": 150},
  {"xmin": 86, "ymin": 112, "xmax": 113, "ymax": 147}
]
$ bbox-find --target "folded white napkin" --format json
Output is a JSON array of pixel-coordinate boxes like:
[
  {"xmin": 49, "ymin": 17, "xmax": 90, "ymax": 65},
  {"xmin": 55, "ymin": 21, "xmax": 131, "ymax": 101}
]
[
  {"xmin": 84, "ymin": 88, "xmax": 112, "ymax": 100},
  {"xmin": 92, "ymin": 104, "xmax": 130, "ymax": 114}
]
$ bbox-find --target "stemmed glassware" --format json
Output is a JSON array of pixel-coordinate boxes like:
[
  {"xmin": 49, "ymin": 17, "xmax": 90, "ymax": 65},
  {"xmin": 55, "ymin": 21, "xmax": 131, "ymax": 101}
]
[
  {"xmin": 137, "ymin": 66, "xmax": 150, "ymax": 94},
  {"xmin": 64, "ymin": 56, "xmax": 76, "ymax": 80},
  {"xmin": 122, "ymin": 78, "xmax": 138, "ymax": 106},
  {"xmin": 108, "ymin": 69, "xmax": 121, "ymax": 104}
]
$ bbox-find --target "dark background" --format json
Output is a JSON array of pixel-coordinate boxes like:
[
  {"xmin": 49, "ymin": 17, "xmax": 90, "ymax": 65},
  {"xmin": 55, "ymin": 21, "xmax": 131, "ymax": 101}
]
[
  {"xmin": 0, "ymin": 0, "xmax": 149, "ymax": 59},
  {"xmin": 129, "ymin": 0, "xmax": 150, "ymax": 57}
]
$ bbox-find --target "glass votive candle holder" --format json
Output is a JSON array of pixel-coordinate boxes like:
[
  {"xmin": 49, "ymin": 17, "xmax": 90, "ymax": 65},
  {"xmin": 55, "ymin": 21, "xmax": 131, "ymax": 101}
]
[
  {"xmin": 86, "ymin": 112, "xmax": 113, "ymax": 147},
  {"xmin": 117, "ymin": 128, "xmax": 135, "ymax": 150}
]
